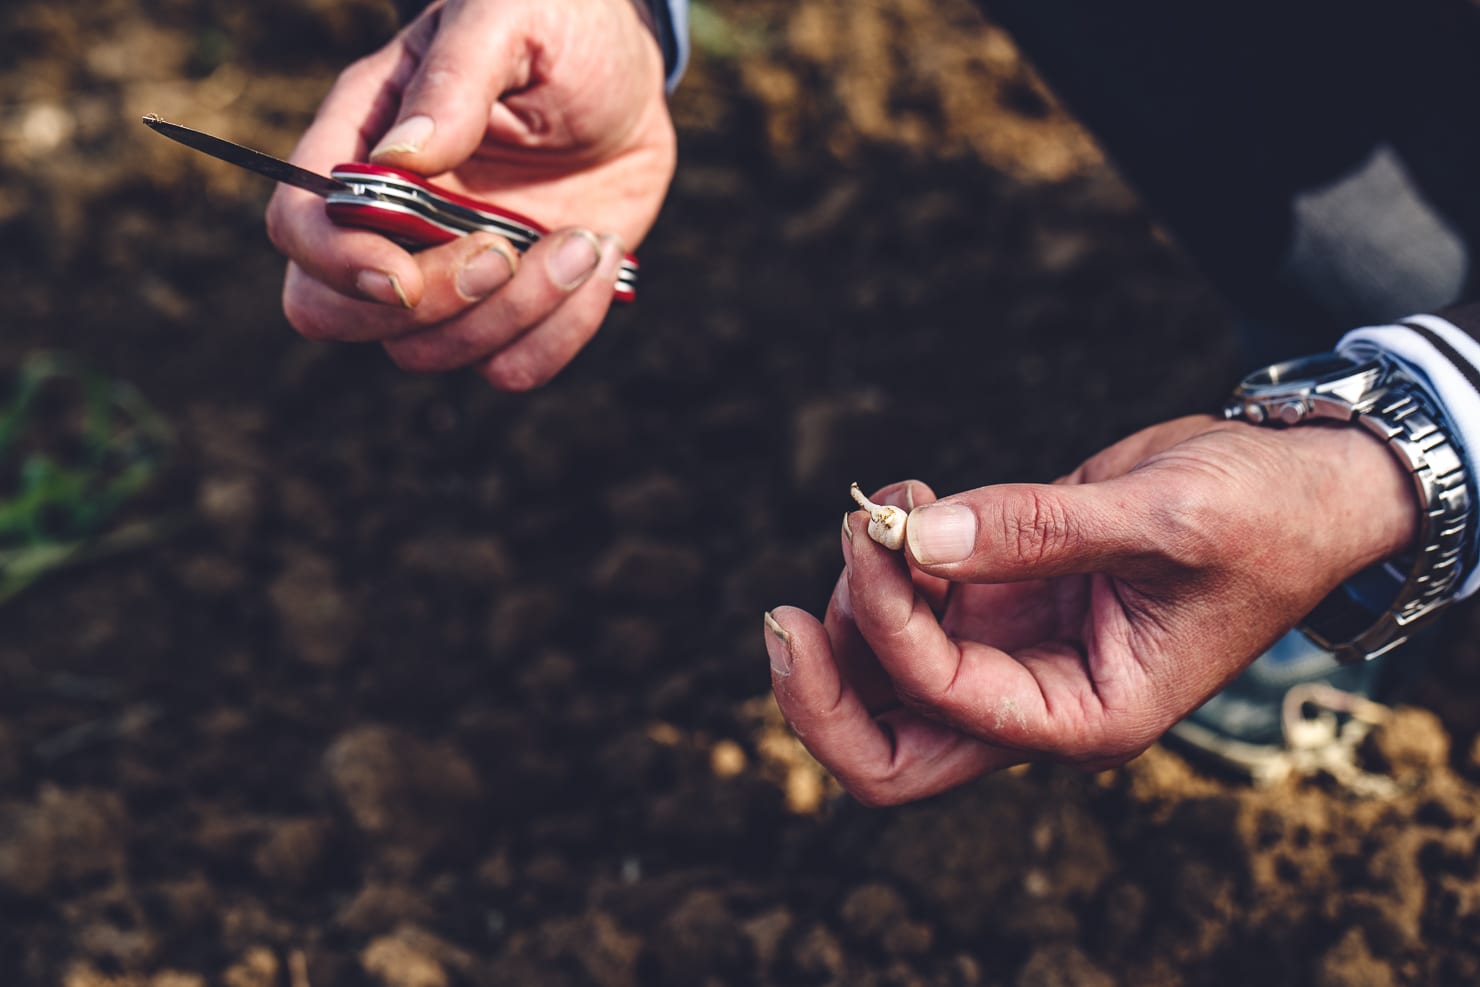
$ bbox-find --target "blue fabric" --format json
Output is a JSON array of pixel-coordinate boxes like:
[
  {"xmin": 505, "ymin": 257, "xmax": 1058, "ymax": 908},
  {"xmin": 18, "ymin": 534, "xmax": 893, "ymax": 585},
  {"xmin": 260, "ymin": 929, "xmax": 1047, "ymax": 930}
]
[
  {"xmin": 392, "ymin": 0, "xmax": 689, "ymax": 92},
  {"xmin": 661, "ymin": 0, "xmax": 690, "ymax": 91}
]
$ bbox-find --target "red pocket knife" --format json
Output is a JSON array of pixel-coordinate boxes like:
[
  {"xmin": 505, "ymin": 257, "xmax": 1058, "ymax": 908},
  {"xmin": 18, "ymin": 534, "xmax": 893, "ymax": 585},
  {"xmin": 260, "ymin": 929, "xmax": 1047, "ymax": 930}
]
[{"xmin": 142, "ymin": 115, "xmax": 638, "ymax": 303}]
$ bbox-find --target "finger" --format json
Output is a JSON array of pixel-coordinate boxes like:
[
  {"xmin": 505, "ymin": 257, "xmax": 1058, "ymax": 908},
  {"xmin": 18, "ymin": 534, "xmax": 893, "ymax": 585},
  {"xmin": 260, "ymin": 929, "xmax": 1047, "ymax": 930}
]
[
  {"xmin": 822, "ymin": 566, "xmax": 898, "ymax": 714},
  {"xmin": 282, "ymin": 263, "xmax": 407, "ymax": 343},
  {"xmin": 763, "ymin": 608, "xmax": 1017, "ymax": 806},
  {"xmin": 844, "ymin": 524, "xmax": 1151, "ymax": 759},
  {"xmin": 830, "ymin": 483, "xmax": 944, "ymax": 715},
  {"xmin": 377, "ymin": 227, "xmax": 610, "ymax": 384},
  {"xmin": 280, "ymin": 232, "xmax": 516, "ymax": 344},
  {"xmin": 378, "ymin": 224, "xmax": 621, "ymax": 379},
  {"xmin": 266, "ymin": 45, "xmax": 426, "ymax": 308},
  {"xmin": 902, "ymin": 478, "xmax": 1151, "ymax": 582},
  {"xmin": 368, "ymin": 0, "xmax": 531, "ymax": 174},
  {"xmin": 866, "ymin": 479, "xmax": 948, "ymax": 611},
  {"xmin": 471, "ymin": 231, "xmax": 625, "ymax": 390}
]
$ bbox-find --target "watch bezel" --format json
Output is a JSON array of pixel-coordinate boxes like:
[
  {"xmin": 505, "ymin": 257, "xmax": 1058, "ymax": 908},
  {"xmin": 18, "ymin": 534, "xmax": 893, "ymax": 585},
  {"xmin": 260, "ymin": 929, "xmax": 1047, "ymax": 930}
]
[{"xmin": 1235, "ymin": 352, "xmax": 1376, "ymax": 397}]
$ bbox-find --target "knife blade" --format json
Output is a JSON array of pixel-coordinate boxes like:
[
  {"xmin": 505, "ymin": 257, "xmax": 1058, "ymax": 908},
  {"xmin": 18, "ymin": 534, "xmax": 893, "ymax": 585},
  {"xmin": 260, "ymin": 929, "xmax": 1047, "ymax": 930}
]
[
  {"xmin": 142, "ymin": 115, "xmax": 350, "ymax": 198},
  {"xmin": 141, "ymin": 114, "xmax": 640, "ymax": 302}
]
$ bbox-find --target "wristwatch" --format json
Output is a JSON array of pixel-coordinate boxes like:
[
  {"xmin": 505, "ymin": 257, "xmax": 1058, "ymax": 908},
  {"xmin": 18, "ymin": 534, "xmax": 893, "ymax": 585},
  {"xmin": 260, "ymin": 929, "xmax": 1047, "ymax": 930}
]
[{"xmin": 1225, "ymin": 345, "xmax": 1473, "ymax": 662}]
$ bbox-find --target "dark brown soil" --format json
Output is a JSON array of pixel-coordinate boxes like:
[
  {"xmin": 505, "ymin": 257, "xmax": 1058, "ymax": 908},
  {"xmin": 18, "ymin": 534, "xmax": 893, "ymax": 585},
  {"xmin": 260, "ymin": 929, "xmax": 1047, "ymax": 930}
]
[{"xmin": 5, "ymin": 1, "xmax": 1480, "ymax": 985}]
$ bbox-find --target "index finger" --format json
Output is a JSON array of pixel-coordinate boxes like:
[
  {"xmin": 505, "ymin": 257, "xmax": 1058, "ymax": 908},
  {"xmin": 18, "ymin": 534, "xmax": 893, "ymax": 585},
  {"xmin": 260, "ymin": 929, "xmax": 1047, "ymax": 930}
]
[
  {"xmin": 265, "ymin": 42, "xmax": 426, "ymax": 304},
  {"xmin": 765, "ymin": 607, "xmax": 1018, "ymax": 806},
  {"xmin": 842, "ymin": 513, "xmax": 1120, "ymax": 759}
]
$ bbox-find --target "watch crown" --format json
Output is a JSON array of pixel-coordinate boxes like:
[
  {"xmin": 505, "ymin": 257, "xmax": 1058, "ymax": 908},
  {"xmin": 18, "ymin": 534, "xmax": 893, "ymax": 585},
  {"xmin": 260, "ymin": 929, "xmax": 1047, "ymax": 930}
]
[{"xmin": 1277, "ymin": 399, "xmax": 1307, "ymax": 425}]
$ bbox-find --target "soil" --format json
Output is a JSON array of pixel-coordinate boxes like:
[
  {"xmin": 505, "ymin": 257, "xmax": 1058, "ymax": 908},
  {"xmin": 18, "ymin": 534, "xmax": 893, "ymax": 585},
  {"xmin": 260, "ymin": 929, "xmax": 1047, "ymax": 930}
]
[{"xmin": 4, "ymin": 1, "xmax": 1480, "ymax": 985}]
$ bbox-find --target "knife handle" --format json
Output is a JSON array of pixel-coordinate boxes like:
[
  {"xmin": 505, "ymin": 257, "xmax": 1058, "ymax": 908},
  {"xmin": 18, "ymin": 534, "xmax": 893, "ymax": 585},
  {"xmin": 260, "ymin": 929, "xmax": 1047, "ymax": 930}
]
[{"xmin": 325, "ymin": 163, "xmax": 637, "ymax": 304}]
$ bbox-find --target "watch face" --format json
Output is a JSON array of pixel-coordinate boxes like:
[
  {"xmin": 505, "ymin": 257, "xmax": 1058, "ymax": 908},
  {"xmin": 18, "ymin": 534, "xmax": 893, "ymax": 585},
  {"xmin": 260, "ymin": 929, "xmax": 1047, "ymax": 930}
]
[{"xmin": 1241, "ymin": 352, "xmax": 1361, "ymax": 390}]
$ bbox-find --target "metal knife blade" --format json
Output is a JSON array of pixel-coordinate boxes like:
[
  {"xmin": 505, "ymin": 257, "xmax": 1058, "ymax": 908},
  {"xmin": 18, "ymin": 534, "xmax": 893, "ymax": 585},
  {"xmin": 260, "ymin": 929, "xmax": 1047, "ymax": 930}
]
[{"xmin": 142, "ymin": 115, "xmax": 350, "ymax": 198}]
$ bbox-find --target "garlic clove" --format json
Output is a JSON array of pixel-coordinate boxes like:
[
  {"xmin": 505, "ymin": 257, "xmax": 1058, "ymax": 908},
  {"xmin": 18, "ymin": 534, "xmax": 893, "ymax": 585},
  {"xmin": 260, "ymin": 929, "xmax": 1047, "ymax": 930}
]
[{"xmin": 849, "ymin": 482, "xmax": 908, "ymax": 551}]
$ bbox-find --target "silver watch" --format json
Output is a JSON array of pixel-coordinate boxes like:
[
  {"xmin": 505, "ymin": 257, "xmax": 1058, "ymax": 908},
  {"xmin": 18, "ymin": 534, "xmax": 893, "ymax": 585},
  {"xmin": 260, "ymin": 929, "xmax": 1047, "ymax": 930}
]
[{"xmin": 1225, "ymin": 345, "xmax": 1472, "ymax": 662}]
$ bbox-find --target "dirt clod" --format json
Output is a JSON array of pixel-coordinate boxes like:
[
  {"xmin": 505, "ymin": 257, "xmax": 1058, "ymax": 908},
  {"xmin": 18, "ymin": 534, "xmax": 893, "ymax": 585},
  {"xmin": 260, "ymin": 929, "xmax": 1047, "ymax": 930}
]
[
  {"xmin": 0, "ymin": 785, "xmax": 127, "ymax": 897},
  {"xmin": 322, "ymin": 725, "xmax": 482, "ymax": 866},
  {"xmin": 251, "ymin": 816, "xmax": 334, "ymax": 887},
  {"xmin": 360, "ymin": 927, "xmax": 453, "ymax": 987},
  {"xmin": 1315, "ymin": 928, "xmax": 1397, "ymax": 987},
  {"xmin": 269, "ymin": 550, "xmax": 357, "ymax": 668},
  {"xmin": 592, "ymin": 538, "xmax": 706, "ymax": 605},
  {"xmin": 1015, "ymin": 944, "xmax": 1114, "ymax": 987},
  {"xmin": 222, "ymin": 947, "xmax": 279, "ymax": 987},
  {"xmin": 789, "ymin": 922, "xmax": 847, "ymax": 982},
  {"xmin": 651, "ymin": 889, "xmax": 751, "ymax": 984},
  {"xmin": 1359, "ymin": 706, "xmax": 1450, "ymax": 779},
  {"xmin": 336, "ymin": 883, "xmax": 438, "ymax": 937}
]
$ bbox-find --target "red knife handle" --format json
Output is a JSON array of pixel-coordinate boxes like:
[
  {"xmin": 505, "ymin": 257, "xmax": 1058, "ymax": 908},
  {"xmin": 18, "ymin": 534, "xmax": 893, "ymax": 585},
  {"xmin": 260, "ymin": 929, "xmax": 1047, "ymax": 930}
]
[
  {"xmin": 324, "ymin": 199, "xmax": 460, "ymax": 246},
  {"xmin": 325, "ymin": 163, "xmax": 637, "ymax": 304}
]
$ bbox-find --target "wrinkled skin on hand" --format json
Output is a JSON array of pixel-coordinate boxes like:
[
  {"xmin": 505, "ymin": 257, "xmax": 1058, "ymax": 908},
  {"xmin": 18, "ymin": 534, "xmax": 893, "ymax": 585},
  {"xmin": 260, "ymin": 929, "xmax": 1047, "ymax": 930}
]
[
  {"xmin": 764, "ymin": 415, "xmax": 1419, "ymax": 806},
  {"xmin": 265, "ymin": 0, "xmax": 676, "ymax": 390}
]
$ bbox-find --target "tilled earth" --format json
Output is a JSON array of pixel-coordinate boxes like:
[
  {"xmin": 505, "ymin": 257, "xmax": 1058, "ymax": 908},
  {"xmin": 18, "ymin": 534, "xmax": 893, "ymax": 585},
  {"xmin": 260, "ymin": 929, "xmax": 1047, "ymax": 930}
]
[{"xmin": 5, "ymin": 1, "xmax": 1480, "ymax": 985}]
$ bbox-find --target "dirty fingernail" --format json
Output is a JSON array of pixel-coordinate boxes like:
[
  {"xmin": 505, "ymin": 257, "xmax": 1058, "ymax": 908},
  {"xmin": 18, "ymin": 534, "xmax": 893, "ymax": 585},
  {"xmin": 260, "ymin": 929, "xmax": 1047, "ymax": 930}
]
[
  {"xmin": 906, "ymin": 503, "xmax": 977, "ymax": 564},
  {"xmin": 457, "ymin": 243, "xmax": 517, "ymax": 300},
  {"xmin": 357, "ymin": 270, "xmax": 411, "ymax": 309},
  {"xmin": 546, "ymin": 229, "xmax": 600, "ymax": 290},
  {"xmin": 763, "ymin": 611, "xmax": 793, "ymax": 678},
  {"xmin": 371, "ymin": 114, "xmax": 434, "ymax": 158}
]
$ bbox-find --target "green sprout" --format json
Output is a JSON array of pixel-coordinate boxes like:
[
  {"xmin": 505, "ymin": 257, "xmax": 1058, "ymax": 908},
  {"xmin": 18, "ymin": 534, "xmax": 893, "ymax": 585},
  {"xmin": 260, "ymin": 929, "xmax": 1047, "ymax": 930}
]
[{"xmin": 0, "ymin": 352, "xmax": 177, "ymax": 604}]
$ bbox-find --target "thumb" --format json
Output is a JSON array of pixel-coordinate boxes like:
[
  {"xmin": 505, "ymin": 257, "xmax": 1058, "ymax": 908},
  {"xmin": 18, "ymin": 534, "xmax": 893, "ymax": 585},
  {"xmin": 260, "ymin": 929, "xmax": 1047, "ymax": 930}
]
[
  {"xmin": 370, "ymin": 2, "xmax": 529, "ymax": 174},
  {"xmin": 903, "ymin": 480, "xmax": 1148, "ymax": 581}
]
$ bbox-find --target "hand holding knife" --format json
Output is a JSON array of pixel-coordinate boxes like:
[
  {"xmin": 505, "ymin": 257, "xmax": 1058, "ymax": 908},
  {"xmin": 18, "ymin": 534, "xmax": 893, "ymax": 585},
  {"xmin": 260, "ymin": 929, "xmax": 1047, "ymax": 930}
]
[{"xmin": 142, "ymin": 115, "xmax": 638, "ymax": 303}]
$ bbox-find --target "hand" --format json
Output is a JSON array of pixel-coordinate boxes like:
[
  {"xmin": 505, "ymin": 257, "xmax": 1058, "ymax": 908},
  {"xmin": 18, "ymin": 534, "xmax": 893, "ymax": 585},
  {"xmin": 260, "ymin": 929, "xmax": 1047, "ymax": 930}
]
[
  {"xmin": 265, "ymin": 0, "xmax": 676, "ymax": 390},
  {"xmin": 763, "ymin": 415, "xmax": 1419, "ymax": 805}
]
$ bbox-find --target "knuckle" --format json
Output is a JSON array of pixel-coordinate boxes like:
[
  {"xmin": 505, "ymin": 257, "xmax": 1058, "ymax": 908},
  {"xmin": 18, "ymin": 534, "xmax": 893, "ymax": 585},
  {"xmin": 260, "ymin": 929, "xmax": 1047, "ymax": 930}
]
[
  {"xmin": 1001, "ymin": 488, "xmax": 1075, "ymax": 566},
  {"xmin": 281, "ymin": 287, "xmax": 334, "ymax": 342},
  {"xmin": 489, "ymin": 291, "xmax": 544, "ymax": 334},
  {"xmin": 1147, "ymin": 485, "xmax": 1225, "ymax": 569},
  {"xmin": 408, "ymin": 60, "xmax": 467, "ymax": 103},
  {"xmin": 338, "ymin": 55, "xmax": 383, "ymax": 91}
]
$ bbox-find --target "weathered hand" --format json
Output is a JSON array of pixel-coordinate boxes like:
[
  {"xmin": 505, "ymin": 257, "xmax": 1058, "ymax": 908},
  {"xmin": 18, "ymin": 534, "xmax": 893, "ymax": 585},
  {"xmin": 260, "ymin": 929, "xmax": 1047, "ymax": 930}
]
[
  {"xmin": 265, "ymin": 0, "xmax": 676, "ymax": 390},
  {"xmin": 764, "ymin": 415, "xmax": 1419, "ymax": 805}
]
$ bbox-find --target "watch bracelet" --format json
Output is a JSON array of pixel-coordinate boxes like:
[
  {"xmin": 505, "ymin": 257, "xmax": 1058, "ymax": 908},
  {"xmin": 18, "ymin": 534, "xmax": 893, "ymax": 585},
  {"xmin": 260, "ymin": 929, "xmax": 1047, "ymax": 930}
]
[{"xmin": 1226, "ymin": 369, "xmax": 1472, "ymax": 662}]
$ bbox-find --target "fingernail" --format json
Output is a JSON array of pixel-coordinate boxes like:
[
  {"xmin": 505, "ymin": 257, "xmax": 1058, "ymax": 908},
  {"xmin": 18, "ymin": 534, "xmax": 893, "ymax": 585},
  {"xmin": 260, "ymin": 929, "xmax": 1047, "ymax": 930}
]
[
  {"xmin": 546, "ymin": 229, "xmax": 601, "ymax": 290},
  {"xmin": 834, "ymin": 578, "xmax": 854, "ymax": 620},
  {"xmin": 596, "ymin": 233, "xmax": 626, "ymax": 283},
  {"xmin": 840, "ymin": 512, "xmax": 854, "ymax": 544},
  {"xmin": 456, "ymin": 243, "xmax": 517, "ymax": 300},
  {"xmin": 906, "ymin": 503, "xmax": 977, "ymax": 564},
  {"xmin": 357, "ymin": 270, "xmax": 412, "ymax": 309},
  {"xmin": 371, "ymin": 114, "xmax": 434, "ymax": 158},
  {"xmin": 763, "ymin": 611, "xmax": 793, "ymax": 678}
]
